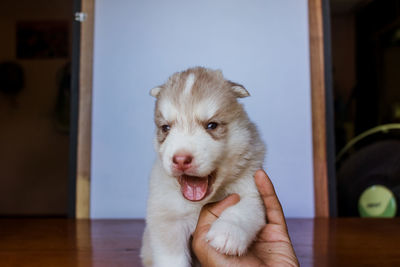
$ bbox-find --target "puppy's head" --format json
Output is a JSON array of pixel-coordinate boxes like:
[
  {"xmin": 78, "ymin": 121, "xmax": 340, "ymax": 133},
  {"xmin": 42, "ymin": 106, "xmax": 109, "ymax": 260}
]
[{"xmin": 151, "ymin": 67, "xmax": 250, "ymax": 202}]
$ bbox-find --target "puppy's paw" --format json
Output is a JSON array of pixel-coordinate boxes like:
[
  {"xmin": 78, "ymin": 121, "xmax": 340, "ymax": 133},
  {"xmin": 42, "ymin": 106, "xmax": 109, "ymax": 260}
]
[{"xmin": 205, "ymin": 219, "xmax": 250, "ymax": 256}]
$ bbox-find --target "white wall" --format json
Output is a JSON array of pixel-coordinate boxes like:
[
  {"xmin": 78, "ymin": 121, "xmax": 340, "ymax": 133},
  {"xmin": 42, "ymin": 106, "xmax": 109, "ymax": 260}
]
[{"xmin": 91, "ymin": 0, "xmax": 315, "ymax": 218}]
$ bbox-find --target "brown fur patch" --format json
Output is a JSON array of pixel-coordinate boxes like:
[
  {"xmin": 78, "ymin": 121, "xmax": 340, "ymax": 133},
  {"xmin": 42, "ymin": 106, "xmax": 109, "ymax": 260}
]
[
  {"xmin": 205, "ymin": 122, "xmax": 228, "ymax": 140},
  {"xmin": 154, "ymin": 109, "xmax": 173, "ymax": 144}
]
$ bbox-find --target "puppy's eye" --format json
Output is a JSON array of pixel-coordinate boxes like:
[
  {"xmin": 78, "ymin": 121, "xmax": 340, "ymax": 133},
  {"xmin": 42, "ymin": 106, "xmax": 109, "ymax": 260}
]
[
  {"xmin": 161, "ymin": 125, "xmax": 170, "ymax": 133},
  {"xmin": 206, "ymin": 122, "xmax": 218, "ymax": 130}
]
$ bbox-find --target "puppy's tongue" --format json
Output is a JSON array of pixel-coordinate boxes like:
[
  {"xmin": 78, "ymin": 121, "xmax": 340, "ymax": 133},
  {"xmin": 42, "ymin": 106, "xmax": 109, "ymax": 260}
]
[{"xmin": 180, "ymin": 175, "xmax": 208, "ymax": 201}]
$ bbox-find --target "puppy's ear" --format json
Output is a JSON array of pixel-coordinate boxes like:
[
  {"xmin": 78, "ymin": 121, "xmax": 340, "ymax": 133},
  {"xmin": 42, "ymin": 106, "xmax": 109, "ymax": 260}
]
[
  {"xmin": 149, "ymin": 86, "xmax": 162, "ymax": 98},
  {"xmin": 228, "ymin": 81, "xmax": 250, "ymax": 98}
]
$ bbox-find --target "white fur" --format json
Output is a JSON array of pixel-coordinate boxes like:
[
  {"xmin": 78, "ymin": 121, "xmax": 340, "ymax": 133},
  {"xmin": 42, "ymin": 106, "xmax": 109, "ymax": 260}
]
[
  {"xmin": 158, "ymin": 99, "xmax": 178, "ymax": 122},
  {"xmin": 160, "ymin": 127, "xmax": 224, "ymax": 177},
  {"xmin": 183, "ymin": 73, "xmax": 196, "ymax": 95},
  {"xmin": 194, "ymin": 99, "xmax": 219, "ymax": 121},
  {"xmin": 141, "ymin": 68, "xmax": 266, "ymax": 267}
]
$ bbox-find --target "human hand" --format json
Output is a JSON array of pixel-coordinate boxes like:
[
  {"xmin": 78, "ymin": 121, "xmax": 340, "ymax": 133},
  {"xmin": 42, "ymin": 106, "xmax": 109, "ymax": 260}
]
[{"xmin": 191, "ymin": 170, "xmax": 299, "ymax": 267}]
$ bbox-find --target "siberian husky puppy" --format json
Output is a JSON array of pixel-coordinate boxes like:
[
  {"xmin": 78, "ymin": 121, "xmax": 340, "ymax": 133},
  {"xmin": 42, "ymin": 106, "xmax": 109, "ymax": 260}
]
[{"xmin": 141, "ymin": 67, "xmax": 266, "ymax": 267}]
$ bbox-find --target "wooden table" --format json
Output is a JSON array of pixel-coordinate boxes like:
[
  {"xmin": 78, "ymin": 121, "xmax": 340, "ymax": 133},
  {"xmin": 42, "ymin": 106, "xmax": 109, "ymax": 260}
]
[{"xmin": 0, "ymin": 218, "xmax": 399, "ymax": 266}]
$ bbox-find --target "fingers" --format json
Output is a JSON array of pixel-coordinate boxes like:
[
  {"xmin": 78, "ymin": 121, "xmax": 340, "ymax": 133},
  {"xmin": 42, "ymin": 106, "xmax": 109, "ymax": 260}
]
[
  {"xmin": 197, "ymin": 194, "xmax": 241, "ymax": 228},
  {"xmin": 254, "ymin": 170, "xmax": 287, "ymax": 226}
]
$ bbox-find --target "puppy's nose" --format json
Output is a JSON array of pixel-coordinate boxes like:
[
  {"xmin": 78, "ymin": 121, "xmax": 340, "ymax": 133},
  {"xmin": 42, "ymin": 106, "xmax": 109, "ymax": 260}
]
[{"xmin": 172, "ymin": 153, "xmax": 193, "ymax": 171}]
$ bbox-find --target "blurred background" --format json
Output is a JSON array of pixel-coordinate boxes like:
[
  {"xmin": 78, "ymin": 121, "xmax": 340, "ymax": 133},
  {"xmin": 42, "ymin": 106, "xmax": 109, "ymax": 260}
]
[
  {"xmin": 331, "ymin": 0, "xmax": 400, "ymax": 217},
  {"xmin": 0, "ymin": 0, "xmax": 73, "ymax": 216},
  {"xmin": 0, "ymin": 0, "xmax": 399, "ymax": 219}
]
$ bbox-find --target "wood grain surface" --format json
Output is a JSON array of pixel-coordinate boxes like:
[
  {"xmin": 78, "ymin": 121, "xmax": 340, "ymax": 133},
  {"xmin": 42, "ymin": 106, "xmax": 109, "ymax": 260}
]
[{"xmin": 0, "ymin": 218, "xmax": 399, "ymax": 266}]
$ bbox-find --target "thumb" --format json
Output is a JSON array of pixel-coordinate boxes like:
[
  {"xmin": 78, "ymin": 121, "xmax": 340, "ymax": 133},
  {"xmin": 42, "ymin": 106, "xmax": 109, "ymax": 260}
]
[{"xmin": 197, "ymin": 194, "xmax": 240, "ymax": 227}]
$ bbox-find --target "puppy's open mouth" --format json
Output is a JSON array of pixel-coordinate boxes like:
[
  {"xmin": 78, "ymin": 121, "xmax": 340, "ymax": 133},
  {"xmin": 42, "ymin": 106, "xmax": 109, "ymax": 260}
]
[{"xmin": 178, "ymin": 171, "xmax": 216, "ymax": 202}]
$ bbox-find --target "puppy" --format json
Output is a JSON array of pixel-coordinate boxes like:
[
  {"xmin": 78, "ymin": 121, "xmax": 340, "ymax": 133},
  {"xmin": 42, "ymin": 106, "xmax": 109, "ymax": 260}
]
[{"xmin": 141, "ymin": 67, "xmax": 266, "ymax": 267}]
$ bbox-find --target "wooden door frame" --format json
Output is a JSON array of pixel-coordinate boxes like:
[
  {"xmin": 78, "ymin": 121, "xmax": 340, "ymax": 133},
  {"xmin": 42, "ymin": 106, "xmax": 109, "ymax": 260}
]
[
  {"xmin": 308, "ymin": 0, "xmax": 336, "ymax": 217},
  {"xmin": 72, "ymin": 0, "xmax": 335, "ymax": 218},
  {"xmin": 70, "ymin": 0, "xmax": 94, "ymax": 219}
]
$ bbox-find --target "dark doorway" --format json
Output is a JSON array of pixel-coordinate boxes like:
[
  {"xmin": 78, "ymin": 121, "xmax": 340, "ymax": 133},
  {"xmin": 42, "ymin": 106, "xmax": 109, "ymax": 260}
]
[
  {"xmin": 0, "ymin": 0, "xmax": 74, "ymax": 217},
  {"xmin": 331, "ymin": 0, "xmax": 400, "ymax": 217}
]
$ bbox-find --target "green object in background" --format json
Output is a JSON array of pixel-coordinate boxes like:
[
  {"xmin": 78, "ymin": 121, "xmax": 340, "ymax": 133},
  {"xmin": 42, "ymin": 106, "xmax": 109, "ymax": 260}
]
[{"xmin": 358, "ymin": 185, "xmax": 397, "ymax": 217}]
